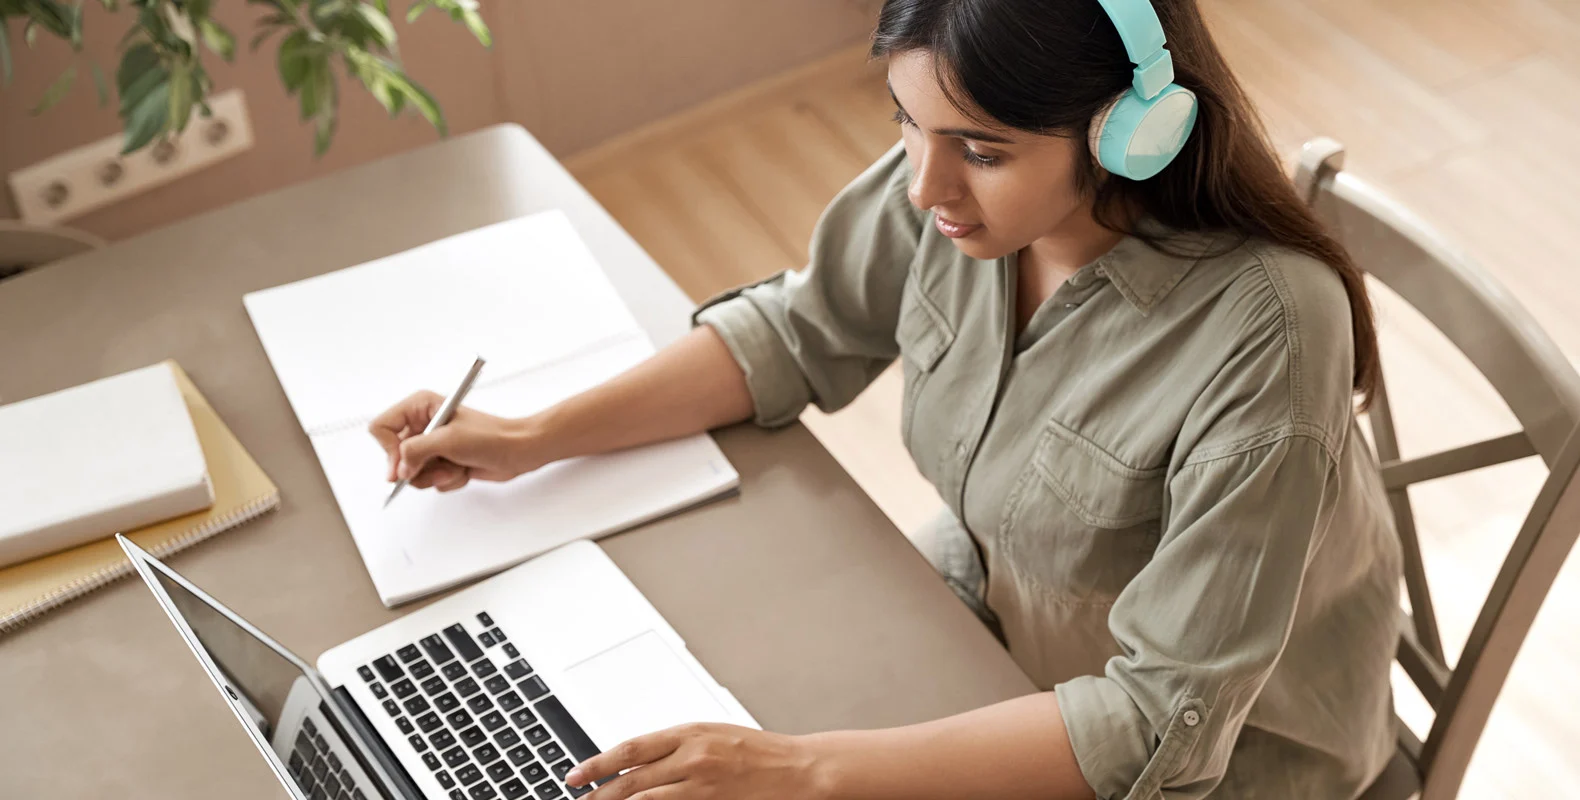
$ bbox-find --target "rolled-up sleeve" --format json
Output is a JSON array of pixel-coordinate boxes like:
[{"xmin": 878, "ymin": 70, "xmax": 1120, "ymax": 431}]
[
  {"xmin": 692, "ymin": 143, "xmax": 921, "ymax": 427},
  {"xmin": 1055, "ymin": 433, "xmax": 1342, "ymax": 799}
]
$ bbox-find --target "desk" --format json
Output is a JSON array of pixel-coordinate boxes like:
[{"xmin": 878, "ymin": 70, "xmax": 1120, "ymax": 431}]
[{"xmin": 0, "ymin": 125, "xmax": 1035, "ymax": 798}]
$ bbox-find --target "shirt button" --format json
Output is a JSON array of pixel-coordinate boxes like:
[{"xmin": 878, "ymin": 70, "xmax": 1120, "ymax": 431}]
[{"xmin": 1183, "ymin": 710, "xmax": 1201, "ymax": 727}]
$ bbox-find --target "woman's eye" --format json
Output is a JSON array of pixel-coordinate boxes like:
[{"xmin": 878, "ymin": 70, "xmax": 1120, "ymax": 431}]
[
  {"xmin": 963, "ymin": 147, "xmax": 999, "ymax": 167},
  {"xmin": 891, "ymin": 108, "xmax": 915, "ymax": 127}
]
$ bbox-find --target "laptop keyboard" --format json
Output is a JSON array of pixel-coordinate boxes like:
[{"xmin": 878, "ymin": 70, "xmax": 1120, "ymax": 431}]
[
  {"xmin": 358, "ymin": 611, "xmax": 597, "ymax": 800},
  {"xmin": 286, "ymin": 714, "xmax": 374, "ymax": 800}
]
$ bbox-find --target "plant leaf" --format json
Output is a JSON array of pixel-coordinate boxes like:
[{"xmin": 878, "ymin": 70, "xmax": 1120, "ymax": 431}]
[
  {"xmin": 90, "ymin": 59, "xmax": 109, "ymax": 105},
  {"xmin": 121, "ymin": 77, "xmax": 170, "ymax": 153},
  {"xmin": 459, "ymin": 7, "xmax": 488, "ymax": 47},
  {"xmin": 276, "ymin": 28, "xmax": 314, "ymax": 89},
  {"xmin": 0, "ymin": 18, "xmax": 12, "ymax": 84},
  {"xmin": 250, "ymin": 26, "xmax": 282, "ymax": 51},
  {"xmin": 31, "ymin": 64, "xmax": 75, "ymax": 113},
  {"xmin": 119, "ymin": 61, "xmax": 167, "ymax": 115},
  {"xmin": 167, "ymin": 60, "xmax": 194, "ymax": 132},
  {"xmin": 313, "ymin": 104, "xmax": 336, "ymax": 156},
  {"xmin": 198, "ymin": 19, "xmax": 235, "ymax": 60},
  {"xmin": 353, "ymin": 3, "xmax": 396, "ymax": 47},
  {"xmin": 386, "ymin": 70, "xmax": 444, "ymax": 136},
  {"xmin": 117, "ymin": 42, "xmax": 159, "ymax": 93},
  {"xmin": 405, "ymin": 0, "xmax": 430, "ymax": 23}
]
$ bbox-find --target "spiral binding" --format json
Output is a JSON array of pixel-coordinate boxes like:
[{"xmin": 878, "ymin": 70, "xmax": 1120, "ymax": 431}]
[{"xmin": 0, "ymin": 491, "xmax": 281, "ymax": 635}]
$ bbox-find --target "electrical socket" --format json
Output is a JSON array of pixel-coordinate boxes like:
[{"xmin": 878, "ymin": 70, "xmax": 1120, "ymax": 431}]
[{"xmin": 7, "ymin": 89, "xmax": 254, "ymax": 226}]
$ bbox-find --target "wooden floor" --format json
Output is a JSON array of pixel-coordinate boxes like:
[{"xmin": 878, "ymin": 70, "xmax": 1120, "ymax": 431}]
[{"xmin": 568, "ymin": 1, "xmax": 1580, "ymax": 796}]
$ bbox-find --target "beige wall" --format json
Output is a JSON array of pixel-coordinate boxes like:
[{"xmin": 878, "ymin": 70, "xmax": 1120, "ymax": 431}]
[{"xmin": 0, "ymin": 0, "xmax": 875, "ymax": 240}]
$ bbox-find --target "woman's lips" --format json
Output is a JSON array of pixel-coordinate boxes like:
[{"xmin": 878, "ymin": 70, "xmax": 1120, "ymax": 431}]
[{"xmin": 934, "ymin": 215, "xmax": 982, "ymax": 239}]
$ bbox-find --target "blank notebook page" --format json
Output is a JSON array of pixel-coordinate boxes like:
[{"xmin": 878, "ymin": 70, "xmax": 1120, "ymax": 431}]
[{"xmin": 244, "ymin": 211, "xmax": 739, "ymax": 605}]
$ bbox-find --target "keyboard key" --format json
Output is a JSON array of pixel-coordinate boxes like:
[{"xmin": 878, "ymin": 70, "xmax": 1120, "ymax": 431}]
[
  {"xmin": 403, "ymin": 696, "xmax": 431, "ymax": 715},
  {"xmin": 357, "ymin": 666, "xmax": 376, "ymax": 683},
  {"xmin": 353, "ymin": 789, "xmax": 366, "ymax": 800},
  {"xmin": 450, "ymin": 791, "xmax": 466, "ymax": 800},
  {"xmin": 443, "ymin": 662, "xmax": 469, "ymax": 681},
  {"xmin": 382, "ymin": 700, "xmax": 400, "ymax": 717},
  {"xmin": 397, "ymin": 644, "xmax": 422, "ymax": 663},
  {"xmin": 533, "ymin": 697, "xmax": 599, "ymax": 763},
  {"xmin": 488, "ymin": 628, "xmax": 505, "ymax": 643},
  {"xmin": 506, "ymin": 744, "xmax": 535, "ymax": 765},
  {"xmin": 327, "ymin": 752, "xmax": 342, "ymax": 772},
  {"xmin": 551, "ymin": 760, "xmax": 574, "ymax": 781},
  {"xmin": 431, "ymin": 729, "xmax": 457, "ymax": 750},
  {"xmin": 459, "ymin": 726, "xmax": 487, "ymax": 747},
  {"xmin": 340, "ymin": 767, "xmax": 355, "ymax": 787},
  {"xmin": 567, "ymin": 784, "xmax": 590, "ymax": 798},
  {"xmin": 523, "ymin": 725, "xmax": 550, "ymax": 746},
  {"xmin": 391, "ymin": 679, "xmax": 417, "ymax": 699},
  {"xmin": 498, "ymin": 692, "xmax": 523, "ymax": 712},
  {"xmin": 455, "ymin": 678, "xmax": 481, "ymax": 698},
  {"xmin": 474, "ymin": 743, "xmax": 501, "ymax": 765},
  {"xmin": 288, "ymin": 749, "xmax": 306, "ymax": 776},
  {"xmin": 436, "ymin": 693, "xmax": 461, "ymax": 713},
  {"xmin": 485, "ymin": 675, "xmax": 510, "ymax": 695},
  {"xmin": 534, "ymin": 781, "xmax": 563, "ymax": 799},
  {"xmin": 300, "ymin": 768, "xmax": 319, "ymax": 794},
  {"xmin": 410, "ymin": 660, "xmax": 436, "ymax": 680},
  {"xmin": 437, "ymin": 770, "xmax": 456, "ymax": 789},
  {"xmin": 443, "ymin": 746, "xmax": 470, "ymax": 768},
  {"xmin": 409, "ymin": 734, "xmax": 429, "ymax": 753},
  {"xmin": 487, "ymin": 761, "xmax": 514, "ymax": 782},
  {"xmin": 322, "ymin": 773, "xmax": 342, "ymax": 797},
  {"xmin": 444, "ymin": 624, "xmax": 485, "ymax": 663},
  {"xmin": 520, "ymin": 761, "xmax": 548, "ymax": 784},
  {"xmin": 447, "ymin": 709, "xmax": 473, "ymax": 729},
  {"xmin": 422, "ymin": 676, "xmax": 447, "ymax": 696},
  {"xmin": 518, "ymin": 676, "xmax": 548, "ymax": 701},
  {"xmin": 503, "ymin": 660, "xmax": 531, "ymax": 680},
  {"xmin": 468, "ymin": 694, "xmax": 494, "ymax": 714},
  {"xmin": 424, "ymin": 752, "xmax": 443, "ymax": 771},
  {"xmin": 303, "ymin": 717, "xmax": 319, "ymax": 737},
  {"xmin": 470, "ymin": 783, "xmax": 499, "ymax": 800},
  {"xmin": 456, "ymin": 764, "xmax": 484, "ymax": 786},
  {"xmin": 537, "ymin": 743, "xmax": 564, "ymax": 763},
  {"xmin": 494, "ymin": 728, "xmax": 520, "ymax": 749},
  {"xmin": 314, "ymin": 733, "xmax": 329, "ymax": 752},
  {"xmin": 422, "ymin": 634, "xmax": 457, "ymax": 665},
  {"xmin": 295, "ymin": 730, "xmax": 314, "ymax": 757},
  {"xmin": 370, "ymin": 682, "xmax": 388, "ymax": 699},
  {"xmin": 478, "ymin": 630, "xmax": 497, "ymax": 648},
  {"xmin": 502, "ymin": 643, "xmax": 520, "ymax": 659},
  {"xmin": 312, "ymin": 757, "xmax": 330, "ymax": 780},
  {"xmin": 374, "ymin": 655, "xmax": 403, "ymax": 682},
  {"xmin": 480, "ymin": 711, "xmax": 507, "ymax": 731},
  {"xmin": 501, "ymin": 778, "xmax": 530, "ymax": 799},
  {"xmin": 417, "ymin": 712, "xmax": 443, "ymax": 733},
  {"xmin": 396, "ymin": 716, "xmax": 414, "ymax": 735},
  {"xmin": 473, "ymin": 660, "xmax": 498, "ymax": 679},
  {"xmin": 510, "ymin": 708, "xmax": 538, "ymax": 729},
  {"xmin": 477, "ymin": 612, "xmax": 494, "ymax": 627}
]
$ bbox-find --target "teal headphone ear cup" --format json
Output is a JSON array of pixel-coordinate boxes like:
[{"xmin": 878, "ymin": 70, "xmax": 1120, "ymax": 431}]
[{"xmin": 1088, "ymin": 84, "xmax": 1199, "ymax": 180}]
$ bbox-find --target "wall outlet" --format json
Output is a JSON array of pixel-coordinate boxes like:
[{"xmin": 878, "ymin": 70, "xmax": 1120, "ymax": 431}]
[{"xmin": 7, "ymin": 89, "xmax": 254, "ymax": 226}]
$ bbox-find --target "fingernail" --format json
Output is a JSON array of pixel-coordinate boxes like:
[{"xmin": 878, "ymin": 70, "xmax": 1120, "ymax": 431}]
[{"xmin": 565, "ymin": 768, "xmax": 584, "ymax": 786}]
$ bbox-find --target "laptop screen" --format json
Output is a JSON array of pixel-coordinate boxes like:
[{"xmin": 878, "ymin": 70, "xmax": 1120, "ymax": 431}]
[{"xmin": 150, "ymin": 565, "xmax": 307, "ymax": 741}]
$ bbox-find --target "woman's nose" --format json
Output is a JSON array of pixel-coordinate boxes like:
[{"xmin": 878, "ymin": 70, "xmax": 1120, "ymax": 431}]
[{"xmin": 907, "ymin": 146, "xmax": 962, "ymax": 211}]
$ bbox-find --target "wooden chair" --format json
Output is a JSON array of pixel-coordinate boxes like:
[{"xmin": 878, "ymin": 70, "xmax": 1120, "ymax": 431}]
[{"xmin": 1294, "ymin": 138, "xmax": 1580, "ymax": 799}]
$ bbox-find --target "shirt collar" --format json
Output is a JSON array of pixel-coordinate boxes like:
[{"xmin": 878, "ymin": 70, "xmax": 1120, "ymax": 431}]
[{"xmin": 1091, "ymin": 220, "xmax": 1225, "ymax": 316}]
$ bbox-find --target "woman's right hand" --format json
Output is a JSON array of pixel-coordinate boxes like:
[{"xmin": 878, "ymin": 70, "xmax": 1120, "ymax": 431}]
[{"xmin": 369, "ymin": 391, "xmax": 546, "ymax": 493}]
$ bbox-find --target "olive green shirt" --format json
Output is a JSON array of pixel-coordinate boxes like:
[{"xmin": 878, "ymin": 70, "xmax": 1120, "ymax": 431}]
[{"xmin": 694, "ymin": 145, "xmax": 1403, "ymax": 799}]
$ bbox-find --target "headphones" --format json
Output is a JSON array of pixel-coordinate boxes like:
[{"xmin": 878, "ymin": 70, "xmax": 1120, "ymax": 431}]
[{"xmin": 1086, "ymin": 0, "xmax": 1199, "ymax": 180}]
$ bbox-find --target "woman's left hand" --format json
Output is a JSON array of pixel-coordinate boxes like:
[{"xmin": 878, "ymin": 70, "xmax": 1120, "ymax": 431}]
[{"xmin": 566, "ymin": 723, "xmax": 830, "ymax": 800}]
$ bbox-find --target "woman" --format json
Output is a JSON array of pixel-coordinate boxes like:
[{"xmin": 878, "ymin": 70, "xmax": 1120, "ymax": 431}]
[{"xmin": 370, "ymin": 0, "xmax": 1404, "ymax": 796}]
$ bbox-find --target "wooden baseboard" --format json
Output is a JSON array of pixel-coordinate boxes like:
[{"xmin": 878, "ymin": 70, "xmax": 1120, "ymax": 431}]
[{"xmin": 563, "ymin": 42, "xmax": 882, "ymax": 174}]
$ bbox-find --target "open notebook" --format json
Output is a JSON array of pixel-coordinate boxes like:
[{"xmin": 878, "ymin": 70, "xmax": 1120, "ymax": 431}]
[
  {"xmin": 244, "ymin": 211, "xmax": 739, "ymax": 606},
  {"xmin": 0, "ymin": 362, "xmax": 279, "ymax": 633}
]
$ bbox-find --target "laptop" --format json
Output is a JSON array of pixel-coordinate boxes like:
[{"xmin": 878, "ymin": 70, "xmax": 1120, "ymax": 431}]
[{"xmin": 118, "ymin": 535, "xmax": 757, "ymax": 800}]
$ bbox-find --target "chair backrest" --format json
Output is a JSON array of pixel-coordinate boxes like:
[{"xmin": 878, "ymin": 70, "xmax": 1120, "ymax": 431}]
[{"xmin": 1295, "ymin": 137, "xmax": 1580, "ymax": 800}]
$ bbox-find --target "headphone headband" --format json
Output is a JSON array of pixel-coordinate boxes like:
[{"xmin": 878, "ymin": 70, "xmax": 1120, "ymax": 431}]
[{"xmin": 1094, "ymin": 0, "xmax": 1174, "ymax": 100}]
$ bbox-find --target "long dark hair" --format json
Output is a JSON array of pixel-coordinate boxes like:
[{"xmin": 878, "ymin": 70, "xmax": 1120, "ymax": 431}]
[{"xmin": 870, "ymin": 0, "xmax": 1380, "ymax": 405}]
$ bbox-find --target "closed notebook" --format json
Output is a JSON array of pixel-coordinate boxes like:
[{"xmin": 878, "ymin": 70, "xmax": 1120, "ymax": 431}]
[
  {"xmin": 0, "ymin": 361, "xmax": 214, "ymax": 567},
  {"xmin": 0, "ymin": 361, "xmax": 279, "ymax": 633}
]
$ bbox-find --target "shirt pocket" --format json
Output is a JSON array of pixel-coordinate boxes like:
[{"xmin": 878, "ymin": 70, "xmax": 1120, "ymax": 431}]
[
  {"xmin": 894, "ymin": 276, "xmax": 956, "ymax": 451},
  {"xmin": 998, "ymin": 419, "xmax": 1166, "ymax": 606}
]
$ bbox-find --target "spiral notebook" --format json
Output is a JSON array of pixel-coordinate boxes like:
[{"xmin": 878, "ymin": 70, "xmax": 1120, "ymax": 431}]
[
  {"xmin": 243, "ymin": 210, "xmax": 739, "ymax": 607},
  {"xmin": 0, "ymin": 362, "xmax": 280, "ymax": 634}
]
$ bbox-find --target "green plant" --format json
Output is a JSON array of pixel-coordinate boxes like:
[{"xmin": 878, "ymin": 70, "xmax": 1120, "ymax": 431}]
[{"xmin": 0, "ymin": 0, "xmax": 490, "ymax": 155}]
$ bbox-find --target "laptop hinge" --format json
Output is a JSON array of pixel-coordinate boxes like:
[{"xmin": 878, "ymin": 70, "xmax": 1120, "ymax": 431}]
[{"xmin": 323, "ymin": 684, "xmax": 425, "ymax": 800}]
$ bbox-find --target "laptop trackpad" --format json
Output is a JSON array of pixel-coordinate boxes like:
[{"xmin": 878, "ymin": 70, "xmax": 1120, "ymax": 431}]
[{"xmin": 561, "ymin": 630, "xmax": 731, "ymax": 750}]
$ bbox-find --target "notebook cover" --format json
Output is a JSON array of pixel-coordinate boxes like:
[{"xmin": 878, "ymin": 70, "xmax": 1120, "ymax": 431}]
[{"xmin": 0, "ymin": 361, "xmax": 279, "ymax": 634}]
